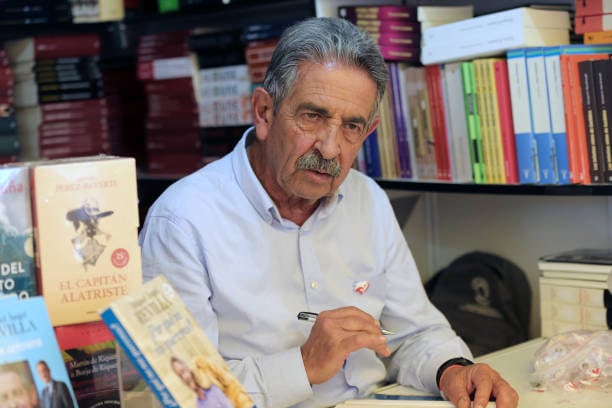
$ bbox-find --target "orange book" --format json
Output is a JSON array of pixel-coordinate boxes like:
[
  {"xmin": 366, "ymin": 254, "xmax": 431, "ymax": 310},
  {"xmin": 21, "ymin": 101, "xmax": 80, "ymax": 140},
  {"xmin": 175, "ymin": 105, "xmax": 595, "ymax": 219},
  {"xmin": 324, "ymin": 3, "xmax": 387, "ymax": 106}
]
[
  {"xmin": 30, "ymin": 156, "xmax": 142, "ymax": 326},
  {"xmin": 560, "ymin": 52, "xmax": 612, "ymax": 184},
  {"xmin": 583, "ymin": 30, "xmax": 612, "ymax": 44}
]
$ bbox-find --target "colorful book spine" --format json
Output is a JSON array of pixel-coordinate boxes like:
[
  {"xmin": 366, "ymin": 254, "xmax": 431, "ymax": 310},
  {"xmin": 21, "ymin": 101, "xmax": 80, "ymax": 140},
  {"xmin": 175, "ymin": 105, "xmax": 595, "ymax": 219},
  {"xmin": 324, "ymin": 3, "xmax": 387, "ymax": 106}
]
[
  {"xmin": 425, "ymin": 64, "xmax": 451, "ymax": 181},
  {"xmin": 526, "ymin": 47, "xmax": 557, "ymax": 184},
  {"xmin": 578, "ymin": 60, "xmax": 605, "ymax": 183},
  {"xmin": 507, "ymin": 48, "xmax": 539, "ymax": 183},
  {"xmin": 472, "ymin": 58, "xmax": 498, "ymax": 184},
  {"xmin": 388, "ymin": 63, "xmax": 413, "ymax": 179},
  {"xmin": 460, "ymin": 61, "xmax": 485, "ymax": 184},
  {"xmin": 592, "ymin": 59, "xmax": 612, "ymax": 183},
  {"xmin": 492, "ymin": 59, "xmax": 519, "ymax": 184}
]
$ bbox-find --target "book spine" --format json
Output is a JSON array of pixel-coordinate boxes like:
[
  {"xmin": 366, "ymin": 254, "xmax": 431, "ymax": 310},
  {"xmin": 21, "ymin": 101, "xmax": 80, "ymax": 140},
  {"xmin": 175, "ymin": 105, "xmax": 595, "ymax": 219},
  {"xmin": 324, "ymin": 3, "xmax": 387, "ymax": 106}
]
[
  {"xmin": 35, "ymin": 34, "xmax": 100, "ymax": 60},
  {"xmin": 493, "ymin": 59, "xmax": 519, "ymax": 184},
  {"xmin": 575, "ymin": 14, "xmax": 612, "ymax": 34},
  {"xmin": 507, "ymin": 48, "xmax": 539, "ymax": 183},
  {"xmin": 578, "ymin": 60, "xmax": 605, "ymax": 183},
  {"xmin": 526, "ymin": 47, "xmax": 557, "ymax": 184},
  {"xmin": 584, "ymin": 30, "xmax": 612, "ymax": 44},
  {"xmin": 575, "ymin": 0, "xmax": 612, "ymax": 17},
  {"xmin": 100, "ymin": 309, "xmax": 180, "ymax": 407},
  {"xmin": 472, "ymin": 59, "xmax": 496, "ymax": 183},
  {"xmin": 483, "ymin": 59, "xmax": 507, "ymax": 184},
  {"xmin": 424, "ymin": 64, "xmax": 451, "ymax": 180},
  {"xmin": 388, "ymin": 63, "xmax": 412, "ymax": 179},
  {"xmin": 362, "ymin": 129, "xmax": 382, "ymax": 178},
  {"xmin": 460, "ymin": 61, "xmax": 485, "ymax": 183},
  {"xmin": 543, "ymin": 47, "xmax": 571, "ymax": 184},
  {"xmin": 593, "ymin": 59, "xmax": 612, "ymax": 182}
]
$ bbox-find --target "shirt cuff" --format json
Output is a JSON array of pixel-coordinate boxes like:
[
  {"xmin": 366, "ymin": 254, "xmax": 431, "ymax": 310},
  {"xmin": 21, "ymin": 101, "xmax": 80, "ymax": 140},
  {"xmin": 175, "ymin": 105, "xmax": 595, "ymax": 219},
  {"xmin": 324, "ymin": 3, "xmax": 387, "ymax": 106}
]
[{"xmin": 257, "ymin": 346, "xmax": 313, "ymax": 407}]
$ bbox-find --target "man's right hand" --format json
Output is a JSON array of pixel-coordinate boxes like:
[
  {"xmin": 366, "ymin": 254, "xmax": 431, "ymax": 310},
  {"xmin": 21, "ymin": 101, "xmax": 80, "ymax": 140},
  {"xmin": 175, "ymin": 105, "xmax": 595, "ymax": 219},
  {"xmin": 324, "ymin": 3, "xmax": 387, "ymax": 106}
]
[{"xmin": 299, "ymin": 306, "xmax": 391, "ymax": 384}]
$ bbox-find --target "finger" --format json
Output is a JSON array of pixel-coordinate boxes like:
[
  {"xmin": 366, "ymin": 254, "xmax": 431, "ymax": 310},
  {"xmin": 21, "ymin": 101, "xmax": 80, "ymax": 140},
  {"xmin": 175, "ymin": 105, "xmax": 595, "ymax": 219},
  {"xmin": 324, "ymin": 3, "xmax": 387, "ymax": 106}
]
[
  {"xmin": 471, "ymin": 377, "xmax": 493, "ymax": 408},
  {"xmin": 454, "ymin": 395, "xmax": 471, "ymax": 408},
  {"xmin": 490, "ymin": 379, "xmax": 519, "ymax": 408},
  {"xmin": 340, "ymin": 332, "xmax": 390, "ymax": 357}
]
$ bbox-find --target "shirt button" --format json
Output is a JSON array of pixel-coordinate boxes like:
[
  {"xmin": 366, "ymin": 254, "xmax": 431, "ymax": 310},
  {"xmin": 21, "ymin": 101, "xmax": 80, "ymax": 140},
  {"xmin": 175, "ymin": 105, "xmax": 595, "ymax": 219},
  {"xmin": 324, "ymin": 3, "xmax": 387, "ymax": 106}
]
[{"xmin": 310, "ymin": 281, "xmax": 319, "ymax": 289}]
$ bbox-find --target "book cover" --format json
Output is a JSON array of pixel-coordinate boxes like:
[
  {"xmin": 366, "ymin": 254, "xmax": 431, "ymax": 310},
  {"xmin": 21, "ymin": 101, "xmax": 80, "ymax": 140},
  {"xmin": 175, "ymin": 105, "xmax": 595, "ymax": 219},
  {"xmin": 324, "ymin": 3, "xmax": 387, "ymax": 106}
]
[
  {"xmin": 575, "ymin": 13, "xmax": 612, "ymax": 34},
  {"xmin": 0, "ymin": 296, "xmax": 78, "ymax": 407},
  {"xmin": 100, "ymin": 274, "xmax": 255, "ymax": 408},
  {"xmin": 507, "ymin": 48, "xmax": 539, "ymax": 183},
  {"xmin": 54, "ymin": 320, "xmax": 120, "ymax": 407},
  {"xmin": 575, "ymin": 0, "xmax": 612, "ymax": 17},
  {"xmin": 338, "ymin": 5, "xmax": 417, "ymax": 22},
  {"xmin": 460, "ymin": 61, "xmax": 485, "ymax": 184},
  {"xmin": 0, "ymin": 166, "xmax": 36, "ymax": 300},
  {"xmin": 30, "ymin": 156, "xmax": 142, "ymax": 326},
  {"xmin": 584, "ymin": 29, "xmax": 612, "ymax": 44}
]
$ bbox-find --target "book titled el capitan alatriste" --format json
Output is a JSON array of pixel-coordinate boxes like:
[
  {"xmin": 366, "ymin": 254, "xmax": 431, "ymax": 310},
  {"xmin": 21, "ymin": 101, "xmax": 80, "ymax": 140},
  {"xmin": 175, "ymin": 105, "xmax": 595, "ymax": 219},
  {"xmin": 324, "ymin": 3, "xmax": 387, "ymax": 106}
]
[
  {"xmin": 30, "ymin": 156, "xmax": 142, "ymax": 326},
  {"xmin": 0, "ymin": 166, "xmax": 37, "ymax": 299},
  {"xmin": 0, "ymin": 295, "xmax": 78, "ymax": 407},
  {"xmin": 100, "ymin": 275, "xmax": 255, "ymax": 408}
]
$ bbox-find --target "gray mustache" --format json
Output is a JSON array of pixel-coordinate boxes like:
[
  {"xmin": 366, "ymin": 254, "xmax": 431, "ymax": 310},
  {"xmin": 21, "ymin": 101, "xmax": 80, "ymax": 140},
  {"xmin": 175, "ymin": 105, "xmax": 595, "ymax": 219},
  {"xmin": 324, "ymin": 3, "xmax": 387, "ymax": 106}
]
[{"xmin": 296, "ymin": 151, "xmax": 341, "ymax": 178}]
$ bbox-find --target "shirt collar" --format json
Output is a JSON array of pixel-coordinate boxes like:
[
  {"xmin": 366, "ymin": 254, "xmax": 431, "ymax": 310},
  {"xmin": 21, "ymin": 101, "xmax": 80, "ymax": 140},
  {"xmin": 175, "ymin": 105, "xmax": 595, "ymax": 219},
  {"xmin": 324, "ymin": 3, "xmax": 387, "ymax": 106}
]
[{"xmin": 231, "ymin": 127, "xmax": 344, "ymax": 226}]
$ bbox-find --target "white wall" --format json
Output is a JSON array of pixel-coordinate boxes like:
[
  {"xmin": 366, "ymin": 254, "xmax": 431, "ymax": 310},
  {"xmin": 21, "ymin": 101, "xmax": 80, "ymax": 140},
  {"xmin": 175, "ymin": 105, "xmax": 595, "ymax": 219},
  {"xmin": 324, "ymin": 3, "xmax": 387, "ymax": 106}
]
[{"xmin": 389, "ymin": 191, "xmax": 612, "ymax": 338}]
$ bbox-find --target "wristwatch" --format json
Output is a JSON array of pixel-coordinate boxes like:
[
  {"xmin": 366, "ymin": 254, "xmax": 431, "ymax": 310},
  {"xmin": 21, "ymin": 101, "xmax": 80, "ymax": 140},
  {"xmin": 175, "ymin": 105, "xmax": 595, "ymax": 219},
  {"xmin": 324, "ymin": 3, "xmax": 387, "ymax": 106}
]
[{"xmin": 436, "ymin": 357, "xmax": 474, "ymax": 388}]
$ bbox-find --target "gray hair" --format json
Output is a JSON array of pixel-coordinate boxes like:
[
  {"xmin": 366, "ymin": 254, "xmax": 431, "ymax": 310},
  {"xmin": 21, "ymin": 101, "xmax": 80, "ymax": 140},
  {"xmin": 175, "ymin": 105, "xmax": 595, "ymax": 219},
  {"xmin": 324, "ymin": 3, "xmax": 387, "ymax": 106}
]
[{"xmin": 263, "ymin": 17, "xmax": 388, "ymax": 120}]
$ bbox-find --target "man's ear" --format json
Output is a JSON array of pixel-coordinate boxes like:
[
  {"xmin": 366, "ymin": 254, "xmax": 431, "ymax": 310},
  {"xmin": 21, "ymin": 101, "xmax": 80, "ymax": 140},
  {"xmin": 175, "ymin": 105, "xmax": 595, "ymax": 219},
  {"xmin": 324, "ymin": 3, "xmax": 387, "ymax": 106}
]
[
  {"xmin": 365, "ymin": 115, "xmax": 380, "ymax": 137},
  {"xmin": 252, "ymin": 87, "xmax": 274, "ymax": 140}
]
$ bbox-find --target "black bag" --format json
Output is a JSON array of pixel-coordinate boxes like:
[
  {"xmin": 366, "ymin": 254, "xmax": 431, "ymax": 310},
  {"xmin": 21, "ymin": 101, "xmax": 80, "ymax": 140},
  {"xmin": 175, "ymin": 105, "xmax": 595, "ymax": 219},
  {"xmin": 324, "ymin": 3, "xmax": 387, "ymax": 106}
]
[{"xmin": 424, "ymin": 251, "xmax": 531, "ymax": 356}]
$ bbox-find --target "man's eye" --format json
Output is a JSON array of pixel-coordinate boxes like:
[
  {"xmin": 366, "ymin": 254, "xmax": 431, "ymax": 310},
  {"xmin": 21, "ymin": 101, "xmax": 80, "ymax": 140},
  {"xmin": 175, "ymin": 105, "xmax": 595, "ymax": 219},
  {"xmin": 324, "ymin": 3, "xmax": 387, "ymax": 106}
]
[{"xmin": 303, "ymin": 112, "xmax": 321, "ymax": 121}]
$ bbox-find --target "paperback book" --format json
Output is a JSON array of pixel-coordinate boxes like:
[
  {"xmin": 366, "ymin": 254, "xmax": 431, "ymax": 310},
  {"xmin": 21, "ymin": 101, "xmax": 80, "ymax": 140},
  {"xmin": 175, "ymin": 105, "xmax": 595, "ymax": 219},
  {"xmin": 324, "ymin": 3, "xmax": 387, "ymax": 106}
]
[
  {"xmin": 0, "ymin": 296, "xmax": 78, "ymax": 407},
  {"xmin": 0, "ymin": 166, "xmax": 36, "ymax": 299},
  {"xmin": 100, "ymin": 274, "xmax": 255, "ymax": 408},
  {"xmin": 30, "ymin": 156, "xmax": 142, "ymax": 326}
]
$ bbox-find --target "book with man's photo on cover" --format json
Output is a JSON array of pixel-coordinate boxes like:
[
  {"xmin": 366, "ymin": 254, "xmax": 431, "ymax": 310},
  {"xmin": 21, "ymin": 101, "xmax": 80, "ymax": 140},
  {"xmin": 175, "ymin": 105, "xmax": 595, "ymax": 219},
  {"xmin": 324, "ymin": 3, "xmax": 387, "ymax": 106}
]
[
  {"xmin": 100, "ymin": 275, "xmax": 255, "ymax": 408},
  {"xmin": 0, "ymin": 295, "xmax": 77, "ymax": 408}
]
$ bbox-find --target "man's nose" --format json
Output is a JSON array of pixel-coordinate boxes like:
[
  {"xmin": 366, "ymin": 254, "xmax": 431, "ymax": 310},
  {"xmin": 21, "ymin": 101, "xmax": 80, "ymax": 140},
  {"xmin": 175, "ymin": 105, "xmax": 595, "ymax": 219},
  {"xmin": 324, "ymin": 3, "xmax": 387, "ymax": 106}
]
[{"xmin": 315, "ymin": 121, "xmax": 342, "ymax": 159}]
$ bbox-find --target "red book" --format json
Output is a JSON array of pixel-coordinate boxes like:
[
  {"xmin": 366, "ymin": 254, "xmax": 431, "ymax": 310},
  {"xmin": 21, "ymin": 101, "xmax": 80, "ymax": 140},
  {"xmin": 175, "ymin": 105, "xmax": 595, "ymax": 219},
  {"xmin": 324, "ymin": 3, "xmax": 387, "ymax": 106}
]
[
  {"xmin": 576, "ymin": 0, "xmax": 612, "ymax": 16},
  {"xmin": 560, "ymin": 53, "xmax": 611, "ymax": 184},
  {"xmin": 54, "ymin": 321, "xmax": 120, "ymax": 408},
  {"xmin": 493, "ymin": 59, "xmax": 519, "ymax": 184},
  {"xmin": 40, "ymin": 97, "xmax": 107, "ymax": 113},
  {"xmin": 245, "ymin": 39, "xmax": 278, "ymax": 65},
  {"xmin": 575, "ymin": 13, "xmax": 612, "ymax": 34},
  {"xmin": 145, "ymin": 116, "xmax": 200, "ymax": 131},
  {"xmin": 139, "ymin": 31, "xmax": 190, "ymax": 48},
  {"xmin": 137, "ymin": 43, "xmax": 190, "ymax": 61},
  {"xmin": 355, "ymin": 20, "xmax": 420, "ymax": 34},
  {"xmin": 143, "ymin": 77, "xmax": 194, "ymax": 94},
  {"xmin": 378, "ymin": 44, "xmax": 420, "ymax": 62},
  {"xmin": 147, "ymin": 152, "xmax": 205, "ymax": 175},
  {"xmin": 4, "ymin": 34, "xmax": 100, "ymax": 63},
  {"xmin": 424, "ymin": 64, "xmax": 451, "ymax": 181},
  {"xmin": 39, "ymin": 142, "xmax": 111, "ymax": 159},
  {"xmin": 146, "ymin": 132, "xmax": 202, "ymax": 152},
  {"xmin": 369, "ymin": 32, "xmax": 420, "ymax": 47}
]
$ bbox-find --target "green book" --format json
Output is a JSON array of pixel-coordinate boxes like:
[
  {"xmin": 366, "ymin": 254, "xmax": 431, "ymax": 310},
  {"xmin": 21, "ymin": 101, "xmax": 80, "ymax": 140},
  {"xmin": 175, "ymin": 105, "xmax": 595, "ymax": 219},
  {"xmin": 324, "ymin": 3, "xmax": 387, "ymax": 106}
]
[
  {"xmin": 460, "ymin": 61, "xmax": 485, "ymax": 184},
  {"xmin": 158, "ymin": 0, "xmax": 180, "ymax": 13}
]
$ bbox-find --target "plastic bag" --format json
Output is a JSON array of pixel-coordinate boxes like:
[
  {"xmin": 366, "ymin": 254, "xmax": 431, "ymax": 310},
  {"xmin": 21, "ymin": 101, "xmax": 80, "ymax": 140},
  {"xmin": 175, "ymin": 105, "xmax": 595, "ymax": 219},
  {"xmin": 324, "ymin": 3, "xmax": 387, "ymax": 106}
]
[{"xmin": 529, "ymin": 330, "xmax": 612, "ymax": 392}]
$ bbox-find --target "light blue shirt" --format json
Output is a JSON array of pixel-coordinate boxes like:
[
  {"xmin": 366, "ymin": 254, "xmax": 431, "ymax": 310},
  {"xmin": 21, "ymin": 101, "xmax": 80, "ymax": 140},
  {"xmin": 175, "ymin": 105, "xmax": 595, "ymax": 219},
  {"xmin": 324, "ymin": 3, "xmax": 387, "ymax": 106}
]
[{"xmin": 139, "ymin": 127, "xmax": 471, "ymax": 408}]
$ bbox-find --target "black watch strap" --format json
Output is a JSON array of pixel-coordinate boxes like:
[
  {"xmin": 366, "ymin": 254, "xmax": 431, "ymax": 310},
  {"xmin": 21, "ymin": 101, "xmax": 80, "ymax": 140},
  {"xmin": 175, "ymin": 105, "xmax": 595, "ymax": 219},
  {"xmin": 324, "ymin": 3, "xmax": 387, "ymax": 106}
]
[{"xmin": 436, "ymin": 357, "xmax": 474, "ymax": 388}]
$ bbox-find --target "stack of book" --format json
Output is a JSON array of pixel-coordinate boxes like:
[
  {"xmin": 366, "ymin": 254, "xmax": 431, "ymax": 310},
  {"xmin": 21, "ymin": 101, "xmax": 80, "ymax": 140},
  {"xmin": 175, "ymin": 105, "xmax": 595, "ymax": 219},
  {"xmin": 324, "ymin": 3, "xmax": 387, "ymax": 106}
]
[
  {"xmin": 0, "ymin": 47, "xmax": 19, "ymax": 162},
  {"xmin": 242, "ymin": 22, "xmax": 287, "ymax": 84},
  {"xmin": 137, "ymin": 30, "xmax": 204, "ymax": 175},
  {"xmin": 338, "ymin": 4, "xmax": 420, "ymax": 62},
  {"xmin": 0, "ymin": 156, "xmax": 143, "ymax": 406},
  {"xmin": 538, "ymin": 249, "xmax": 612, "ymax": 337},
  {"xmin": 576, "ymin": 0, "xmax": 612, "ymax": 43},
  {"xmin": 0, "ymin": 0, "xmax": 72, "ymax": 26},
  {"xmin": 5, "ymin": 34, "xmax": 110, "ymax": 160},
  {"xmin": 421, "ymin": 7, "xmax": 571, "ymax": 65}
]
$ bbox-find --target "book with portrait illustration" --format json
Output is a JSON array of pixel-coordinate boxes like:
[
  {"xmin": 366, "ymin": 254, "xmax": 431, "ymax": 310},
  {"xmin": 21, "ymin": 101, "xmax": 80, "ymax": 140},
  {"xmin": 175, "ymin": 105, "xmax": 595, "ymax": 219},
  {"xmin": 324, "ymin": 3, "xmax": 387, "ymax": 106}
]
[
  {"xmin": 29, "ymin": 156, "xmax": 142, "ymax": 326},
  {"xmin": 100, "ymin": 275, "xmax": 255, "ymax": 408},
  {"xmin": 0, "ymin": 295, "xmax": 77, "ymax": 407},
  {"xmin": 0, "ymin": 166, "xmax": 37, "ymax": 300}
]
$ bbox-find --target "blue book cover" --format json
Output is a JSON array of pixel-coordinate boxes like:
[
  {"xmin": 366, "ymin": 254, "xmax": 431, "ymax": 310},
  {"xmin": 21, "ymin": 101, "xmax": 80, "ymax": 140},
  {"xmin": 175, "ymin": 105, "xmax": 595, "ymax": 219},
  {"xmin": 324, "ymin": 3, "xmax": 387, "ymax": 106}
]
[
  {"xmin": 0, "ymin": 296, "xmax": 77, "ymax": 407},
  {"xmin": 507, "ymin": 48, "xmax": 539, "ymax": 183}
]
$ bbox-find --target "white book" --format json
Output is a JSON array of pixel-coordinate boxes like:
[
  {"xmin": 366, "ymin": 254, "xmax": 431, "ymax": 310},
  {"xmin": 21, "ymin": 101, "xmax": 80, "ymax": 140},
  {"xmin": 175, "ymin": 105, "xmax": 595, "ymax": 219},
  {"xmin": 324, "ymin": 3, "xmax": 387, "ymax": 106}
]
[
  {"xmin": 417, "ymin": 5, "xmax": 474, "ymax": 22},
  {"xmin": 421, "ymin": 7, "xmax": 570, "ymax": 65}
]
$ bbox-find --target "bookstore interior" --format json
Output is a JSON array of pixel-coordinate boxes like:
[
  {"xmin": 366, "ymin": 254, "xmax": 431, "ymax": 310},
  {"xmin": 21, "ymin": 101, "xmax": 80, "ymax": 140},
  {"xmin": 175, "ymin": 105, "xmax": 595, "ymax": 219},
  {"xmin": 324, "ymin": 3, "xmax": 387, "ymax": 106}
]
[{"xmin": 0, "ymin": 0, "xmax": 611, "ymax": 407}]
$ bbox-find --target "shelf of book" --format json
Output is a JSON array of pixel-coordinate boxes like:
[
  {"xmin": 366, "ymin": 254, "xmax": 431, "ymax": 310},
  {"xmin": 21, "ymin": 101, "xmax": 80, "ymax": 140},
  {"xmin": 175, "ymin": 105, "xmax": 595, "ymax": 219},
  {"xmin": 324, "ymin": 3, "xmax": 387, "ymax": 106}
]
[{"xmin": 376, "ymin": 178, "xmax": 612, "ymax": 196}]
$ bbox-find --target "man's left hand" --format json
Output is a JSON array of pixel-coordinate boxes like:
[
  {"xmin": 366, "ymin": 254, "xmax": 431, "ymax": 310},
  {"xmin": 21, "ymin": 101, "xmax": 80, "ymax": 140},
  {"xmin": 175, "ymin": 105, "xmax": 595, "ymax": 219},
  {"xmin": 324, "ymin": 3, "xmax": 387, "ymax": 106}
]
[{"xmin": 438, "ymin": 363, "xmax": 518, "ymax": 408}]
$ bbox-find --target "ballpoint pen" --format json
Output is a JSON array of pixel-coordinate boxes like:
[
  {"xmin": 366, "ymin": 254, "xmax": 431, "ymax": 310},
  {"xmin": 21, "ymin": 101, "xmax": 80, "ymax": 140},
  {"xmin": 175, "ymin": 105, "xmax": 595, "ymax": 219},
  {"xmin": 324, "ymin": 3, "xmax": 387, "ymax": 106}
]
[{"xmin": 297, "ymin": 311, "xmax": 395, "ymax": 335}]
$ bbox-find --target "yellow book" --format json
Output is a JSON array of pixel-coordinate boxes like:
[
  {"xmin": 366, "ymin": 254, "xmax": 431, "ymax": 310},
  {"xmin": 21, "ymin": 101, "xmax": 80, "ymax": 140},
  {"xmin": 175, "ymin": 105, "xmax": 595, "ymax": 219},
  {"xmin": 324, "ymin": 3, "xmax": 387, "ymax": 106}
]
[
  {"xmin": 483, "ymin": 58, "xmax": 507, "ymax": 184},
  {"xmin": 472, "ymin": 59, "xmax": 497, "ymax": 183},
  {"xmin": 31, "ymin": 156, "xmax": 141, "ymax": 326},
  {"xmin": 583, "ymin": 30, "xmax": 612, "ymax": 44}
]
